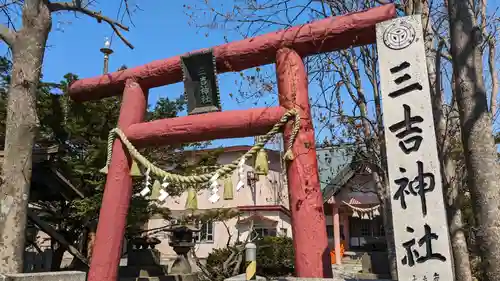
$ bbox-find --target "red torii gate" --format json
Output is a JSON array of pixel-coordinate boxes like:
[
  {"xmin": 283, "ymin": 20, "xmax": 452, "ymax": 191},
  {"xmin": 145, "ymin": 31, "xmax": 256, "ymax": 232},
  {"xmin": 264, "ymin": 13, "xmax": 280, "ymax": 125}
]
[{"xmin": 68, "ymin": 5, "xmax": 395, "ymax": 281}]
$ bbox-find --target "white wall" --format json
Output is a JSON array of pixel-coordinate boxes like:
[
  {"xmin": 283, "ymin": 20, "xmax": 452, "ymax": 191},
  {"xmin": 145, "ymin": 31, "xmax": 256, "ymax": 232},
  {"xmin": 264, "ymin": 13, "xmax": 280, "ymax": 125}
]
[{"xmin": 159, "ymin": 150, "xmax": 288, "ymax": 211}]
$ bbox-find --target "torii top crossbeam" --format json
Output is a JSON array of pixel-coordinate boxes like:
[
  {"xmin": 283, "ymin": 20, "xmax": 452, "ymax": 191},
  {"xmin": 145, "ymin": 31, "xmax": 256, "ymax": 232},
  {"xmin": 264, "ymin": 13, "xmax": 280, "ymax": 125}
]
[
  {"xmin": 68, "ymin": 5, "xmax": 396, "ymax": 281},
  {"xmin": 69, "ymin": 5, "xmax": 395, "ymax": 101}
]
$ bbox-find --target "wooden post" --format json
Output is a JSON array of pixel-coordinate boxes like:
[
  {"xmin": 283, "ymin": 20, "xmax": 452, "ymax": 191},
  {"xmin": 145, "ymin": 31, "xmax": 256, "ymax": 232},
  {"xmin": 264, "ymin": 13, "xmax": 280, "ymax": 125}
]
[
  {"xmin": 276, "ymin": 48, "xmax": 331, "ymax": 278},
  {"xmin": 332, "ymin": 203, "xmax": 342, "ymax": 265},
  {"xmin": 343, "ymin": 215, "xmax": 350, "ymax": 250},
  {"xmin": 87, "ymin": 79, "xmax": 148, "ymax": 281}
]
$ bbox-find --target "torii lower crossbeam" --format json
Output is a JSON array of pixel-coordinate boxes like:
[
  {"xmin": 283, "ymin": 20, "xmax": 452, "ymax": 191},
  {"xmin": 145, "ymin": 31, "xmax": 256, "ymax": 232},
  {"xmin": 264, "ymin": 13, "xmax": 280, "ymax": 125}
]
[{"xmin": 124, "ymin": 106, "xmax": 288, "ymax": 147}]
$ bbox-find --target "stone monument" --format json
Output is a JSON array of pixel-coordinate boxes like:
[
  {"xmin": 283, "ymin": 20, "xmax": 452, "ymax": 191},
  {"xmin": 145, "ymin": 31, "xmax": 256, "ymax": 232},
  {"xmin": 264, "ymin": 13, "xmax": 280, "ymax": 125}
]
[{"xmin": 376, "ymin": 15, "xmax": 455, "ymax": 281}]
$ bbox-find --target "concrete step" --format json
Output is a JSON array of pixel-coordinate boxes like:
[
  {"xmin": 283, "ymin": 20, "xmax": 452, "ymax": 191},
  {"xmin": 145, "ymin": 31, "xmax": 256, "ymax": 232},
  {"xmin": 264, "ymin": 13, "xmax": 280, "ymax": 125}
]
[
  {"xmin": 332, "ymin": 264, "xmax": 363, "ymax": 268},
  {"xmin": 332, "ymin": 263, "xmax": 362, "ymax": 275},
  {"xmin": 341, "ymin": 258, "xmax": 361, "ymax": 263},
  {"xmin": 119, "ymin": 265, "xmax": 168, "ymax": 278},
  {"xmin": 339, "ymin": 264, "xmax": 361, "ymax": 269},
  {"xmin": 343, "ymin": 266, "xmax": 362, "ymax": 271}
]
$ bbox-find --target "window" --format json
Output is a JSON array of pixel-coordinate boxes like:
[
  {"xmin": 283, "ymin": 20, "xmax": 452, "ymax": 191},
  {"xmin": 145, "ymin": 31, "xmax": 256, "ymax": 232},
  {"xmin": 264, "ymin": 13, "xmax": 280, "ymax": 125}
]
[
  {"xmin": 251, "ymin": 227, "xmax": 277, "ymax": 239},
  {"xmin": 349, "ymin": 217, "xmax": 384, "ymax": 237},
  {"xmin": 195, "ymin": 221, "xmax": 214, "ymax": 243},
  {"xmin": 360, "ymin": 220, "xmax": 371, "ymax": 236},
  {"xmin": 326, "ymin": 225, "xmax": 345, "ymax": 240},
  {"xmin": 168, "ymin": 219, "xmax": 214, "ymax": 243}
]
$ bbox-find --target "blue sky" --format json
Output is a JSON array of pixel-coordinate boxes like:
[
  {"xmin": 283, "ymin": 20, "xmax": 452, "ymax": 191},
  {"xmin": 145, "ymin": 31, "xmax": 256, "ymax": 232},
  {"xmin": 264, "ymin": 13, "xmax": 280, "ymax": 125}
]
[{"xmin": 5, "ymin": 1, "xmax": 275, "ymax": 148}]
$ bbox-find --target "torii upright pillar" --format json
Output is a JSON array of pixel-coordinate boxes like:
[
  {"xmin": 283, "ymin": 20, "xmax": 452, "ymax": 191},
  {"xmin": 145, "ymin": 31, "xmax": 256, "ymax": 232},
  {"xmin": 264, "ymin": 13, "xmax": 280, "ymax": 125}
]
[{"xmin": 276, "ymin": 48, "xmax": 332, "ymax": 276}]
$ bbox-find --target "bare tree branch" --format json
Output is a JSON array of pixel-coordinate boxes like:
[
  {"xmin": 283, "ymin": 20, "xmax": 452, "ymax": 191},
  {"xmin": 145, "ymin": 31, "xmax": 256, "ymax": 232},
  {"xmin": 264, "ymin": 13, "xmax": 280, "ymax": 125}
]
[
  {"xmin": 47, "ymin": 1, "xmax": 134, "ymax": 49},
  {"xmin": 191, "ymin": 250, "xmax": 212, "ymax": 280},
  {"xmin": 0, "ymin": 23, "xmax": 15, "ymax": 47},
  {"xmin": 488, "ymin": 37, "xmax": 498, "ymax": 115}
]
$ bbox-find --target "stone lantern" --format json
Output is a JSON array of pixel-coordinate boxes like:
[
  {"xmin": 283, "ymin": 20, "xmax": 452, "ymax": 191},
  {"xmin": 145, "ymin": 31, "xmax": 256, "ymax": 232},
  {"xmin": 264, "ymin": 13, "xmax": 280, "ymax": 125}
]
[
  {"xmin": 125, "ymin": 235, "xmax": 168, "ymax": 279},
  {"xmin": 130, "ymin": 235, "xmax": 162, "ymax": 250},
  {"xmin": 166, "ymin": 223, "xmax": 200, "ymax": 275}
]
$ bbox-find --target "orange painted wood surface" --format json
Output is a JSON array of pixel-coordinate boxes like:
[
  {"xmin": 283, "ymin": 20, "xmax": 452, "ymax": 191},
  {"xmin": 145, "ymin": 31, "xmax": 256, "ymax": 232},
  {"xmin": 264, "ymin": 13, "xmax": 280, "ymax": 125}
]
[
  {"xmin": 86, "ymin": 80, "xmax": 147, "ymax": 281},
  {"xmin": 277, "ymin": 48, "xmax": 331, "ymax": 277},
  {"xmin": 124, "ymin": 106, "xmax": 287, "ymax": 147}
]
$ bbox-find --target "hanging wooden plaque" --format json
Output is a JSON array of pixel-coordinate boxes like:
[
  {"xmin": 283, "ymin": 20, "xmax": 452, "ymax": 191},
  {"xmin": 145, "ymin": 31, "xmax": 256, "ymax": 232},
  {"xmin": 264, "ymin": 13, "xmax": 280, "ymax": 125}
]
[{"xmin": 181, "ymin": 49, "xmax": 221, "ymax": 115}]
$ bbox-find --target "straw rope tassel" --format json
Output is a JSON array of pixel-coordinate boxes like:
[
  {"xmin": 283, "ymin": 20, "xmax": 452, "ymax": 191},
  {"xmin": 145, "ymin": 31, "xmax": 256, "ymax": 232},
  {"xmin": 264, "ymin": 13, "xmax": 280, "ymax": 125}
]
[
  {"xmin": 246, "ymin": 260, "xmax": 256, "ymax": 281},
  {"xmin": 223, "ymin": 176, "xmax": 234, "ymax": 200},
  {"xmin": 185, "ymin": 187, "xmax": 198, "ymax": 210},
  {"xmin": 100, "ymin": 109, "xmax": 301, "ymax": 186},
  {"xmin": 254, "ymin": 149, "xmax": 269, "ymax": 176},
  {"xmin": 151, "ymin": 180, "xmax": 161, "ymax": 199}
]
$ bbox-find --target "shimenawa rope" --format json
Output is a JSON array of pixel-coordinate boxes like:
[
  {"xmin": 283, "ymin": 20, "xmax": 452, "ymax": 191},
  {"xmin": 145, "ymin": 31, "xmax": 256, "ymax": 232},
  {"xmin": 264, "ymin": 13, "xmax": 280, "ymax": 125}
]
[{"xmin": 102, "ymin": 109, "xmax": 301, "ymax": 186}]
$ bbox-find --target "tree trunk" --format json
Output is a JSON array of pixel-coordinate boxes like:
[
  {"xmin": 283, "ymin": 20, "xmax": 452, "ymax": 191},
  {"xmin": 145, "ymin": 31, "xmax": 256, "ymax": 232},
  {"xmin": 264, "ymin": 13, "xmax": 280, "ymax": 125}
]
[
  {"xmin": 0, "ymin": 1, "xmax": 51, "ymax": 273},
  {"xmin": 443, "ymin": 93, "xmax": 473, "ymax": 281},
  {"xmin": 374, "ymin": 173, "xmax": 398, "ymax": 280},
  {"xmin": 447, "ymin": 0, "xmax": 500, "ymax": 280},
  {"xmin": 441, "ymin": 79, "xmax": 473, "ymax": 281},
  {"xmin": 444, "ymin": 131, "xmax": 473, "ymax": 281},
  {"xmin": 449, "ymin": 203, "xmax": 474, "ymax": 281},
  {"xmin": 421, "ymin": 1, "xmax": 473, "ymax": 279}
]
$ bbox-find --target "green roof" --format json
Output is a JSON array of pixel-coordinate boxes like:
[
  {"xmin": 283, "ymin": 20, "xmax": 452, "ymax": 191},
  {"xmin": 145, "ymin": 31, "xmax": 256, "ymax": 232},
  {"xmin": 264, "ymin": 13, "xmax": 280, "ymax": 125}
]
[
  {"xmin": 317, "ymin": 147, "xmax": 351, "ymax": 187},
  {"xmin": 316, "ymin": 145, "xmax": 365, "ymax": 202}
]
